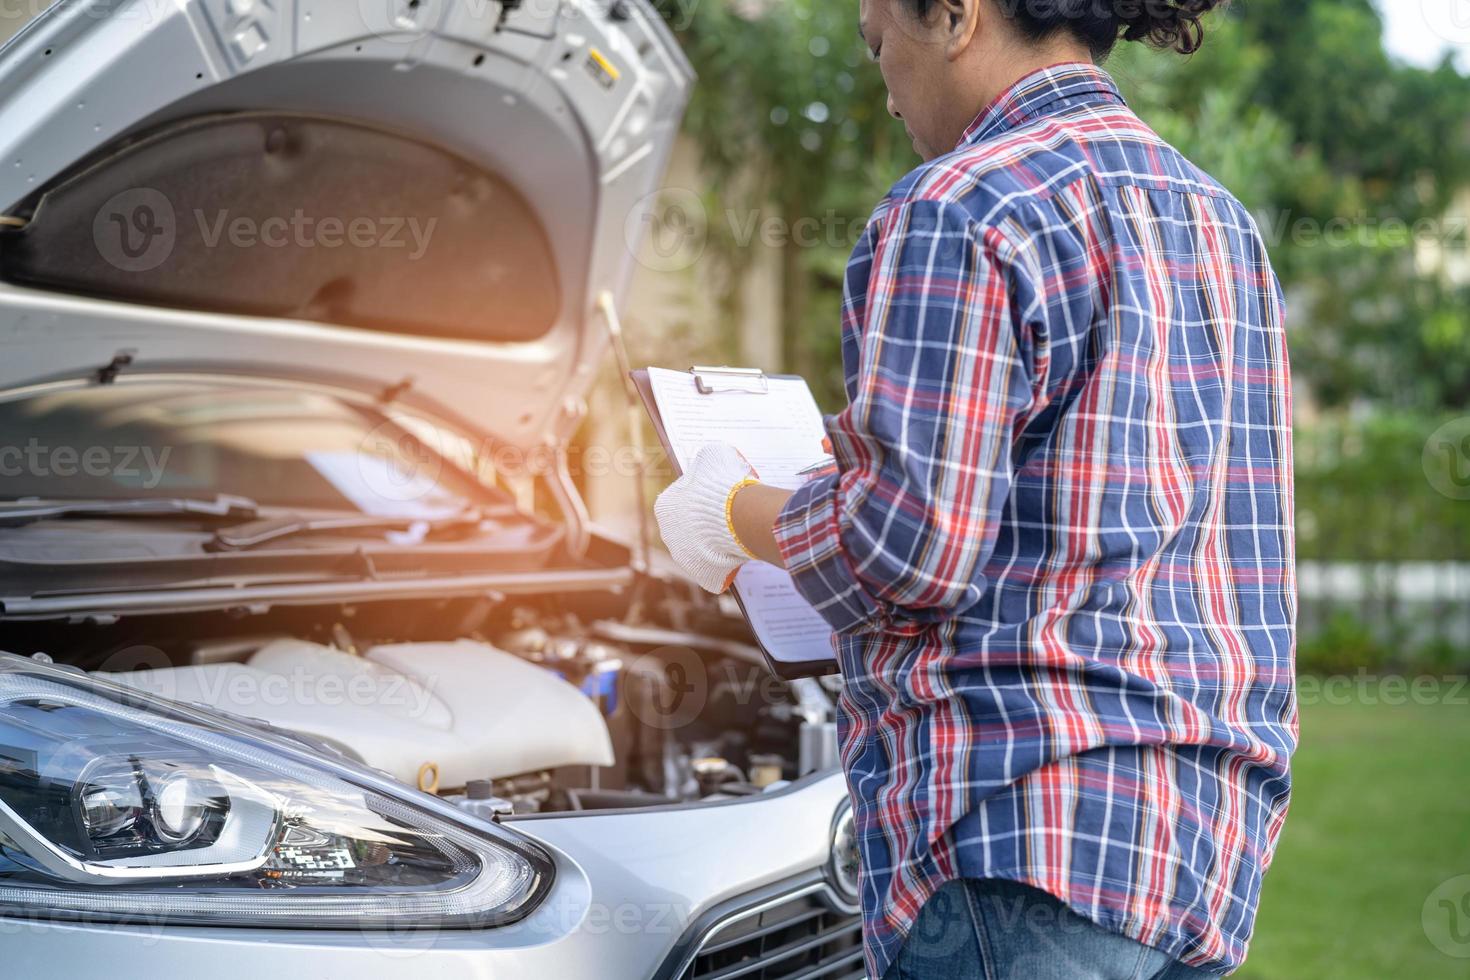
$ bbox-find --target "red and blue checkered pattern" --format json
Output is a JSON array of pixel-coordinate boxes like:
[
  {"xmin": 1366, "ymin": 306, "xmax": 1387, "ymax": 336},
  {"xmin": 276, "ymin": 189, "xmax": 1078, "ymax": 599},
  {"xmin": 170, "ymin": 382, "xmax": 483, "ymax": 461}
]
[{"xmin": 773, "ymin": 63, "xmax": 1297, "ymax": 980}]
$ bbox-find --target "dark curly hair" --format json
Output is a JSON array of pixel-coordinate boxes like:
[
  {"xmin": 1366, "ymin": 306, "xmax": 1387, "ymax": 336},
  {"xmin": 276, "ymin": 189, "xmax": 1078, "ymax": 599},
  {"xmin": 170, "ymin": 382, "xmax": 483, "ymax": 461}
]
[{"xmin": 905, "ymin": 0, "xmax": 1227, "ymax": 59}]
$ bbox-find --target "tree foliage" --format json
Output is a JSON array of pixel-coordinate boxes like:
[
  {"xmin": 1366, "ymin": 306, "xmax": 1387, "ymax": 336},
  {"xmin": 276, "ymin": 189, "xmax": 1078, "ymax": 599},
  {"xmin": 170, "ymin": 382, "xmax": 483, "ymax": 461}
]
[{"xmin": 663, "ymin": 0, "xmax": 1470, "ymax": 412}]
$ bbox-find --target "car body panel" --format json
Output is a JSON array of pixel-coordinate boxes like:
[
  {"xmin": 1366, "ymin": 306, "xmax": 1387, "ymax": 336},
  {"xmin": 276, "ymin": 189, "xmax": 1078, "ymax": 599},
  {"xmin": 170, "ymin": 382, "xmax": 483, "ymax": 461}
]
[{"xmin": 0, "ymin": 0, "xmax": 692, "ymax": 449}]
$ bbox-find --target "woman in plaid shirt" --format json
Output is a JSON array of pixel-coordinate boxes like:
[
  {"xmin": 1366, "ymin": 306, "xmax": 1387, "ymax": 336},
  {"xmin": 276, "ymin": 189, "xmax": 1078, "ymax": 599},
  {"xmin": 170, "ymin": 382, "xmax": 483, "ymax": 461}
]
[{"xmin": 656, "ymin": 1, "xmax": 1295, "ymax": 977}]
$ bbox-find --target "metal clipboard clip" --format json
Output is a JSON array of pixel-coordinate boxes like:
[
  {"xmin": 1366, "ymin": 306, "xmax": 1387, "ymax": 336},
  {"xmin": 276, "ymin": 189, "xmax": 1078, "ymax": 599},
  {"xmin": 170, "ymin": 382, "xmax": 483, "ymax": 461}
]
[{"xmin": 691, "ymin": 365, "xmax": 770, "ymax": 395}]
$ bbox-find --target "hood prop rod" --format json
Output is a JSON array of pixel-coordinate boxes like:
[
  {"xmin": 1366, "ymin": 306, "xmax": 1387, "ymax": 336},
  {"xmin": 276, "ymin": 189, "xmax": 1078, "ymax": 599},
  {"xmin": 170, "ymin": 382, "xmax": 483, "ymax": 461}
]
[{"xmin": 598, "ymin": 290, "xmax": 652, "ymax": 622}]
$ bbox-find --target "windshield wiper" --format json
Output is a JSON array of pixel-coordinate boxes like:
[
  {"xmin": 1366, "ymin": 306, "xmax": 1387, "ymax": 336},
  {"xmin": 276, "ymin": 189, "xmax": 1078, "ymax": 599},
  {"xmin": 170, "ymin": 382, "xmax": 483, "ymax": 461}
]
[
  {"xmin": 204, "ymin": 506, "xmax": 513, "ymax": 553},
  {"xmin": 0, "ymin": 495, "xmax": 260, "ymax": 528}
]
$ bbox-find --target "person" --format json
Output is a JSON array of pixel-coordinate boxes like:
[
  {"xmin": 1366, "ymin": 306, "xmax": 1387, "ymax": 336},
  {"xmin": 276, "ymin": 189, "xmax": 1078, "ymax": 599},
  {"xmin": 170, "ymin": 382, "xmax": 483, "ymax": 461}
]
[{"xmin": 653, "ymin": 1, "xmax": 1297, "ymax": 978}]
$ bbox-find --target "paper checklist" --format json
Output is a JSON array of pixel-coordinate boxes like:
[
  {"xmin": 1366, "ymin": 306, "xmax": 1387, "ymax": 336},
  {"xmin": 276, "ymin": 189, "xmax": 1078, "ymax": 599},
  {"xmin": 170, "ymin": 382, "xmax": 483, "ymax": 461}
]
[{"xmin": 634, "ymin": 366, "xmax": 838, "ymax": 678}]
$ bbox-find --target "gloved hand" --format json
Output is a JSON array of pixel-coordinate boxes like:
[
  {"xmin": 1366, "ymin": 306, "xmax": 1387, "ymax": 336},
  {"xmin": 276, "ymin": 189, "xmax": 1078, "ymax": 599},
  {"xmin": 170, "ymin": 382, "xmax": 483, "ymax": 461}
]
[{"xmin": 655, "ymin": 442, "xmax": 761, "ymax": 593}]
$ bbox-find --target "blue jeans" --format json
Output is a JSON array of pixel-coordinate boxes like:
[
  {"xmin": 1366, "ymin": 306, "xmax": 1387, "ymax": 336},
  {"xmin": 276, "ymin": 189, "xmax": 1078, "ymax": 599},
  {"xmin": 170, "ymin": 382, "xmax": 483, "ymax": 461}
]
[{"xmin": 882, "ymin": 879, "xmax": 1220, "ymax": 980}]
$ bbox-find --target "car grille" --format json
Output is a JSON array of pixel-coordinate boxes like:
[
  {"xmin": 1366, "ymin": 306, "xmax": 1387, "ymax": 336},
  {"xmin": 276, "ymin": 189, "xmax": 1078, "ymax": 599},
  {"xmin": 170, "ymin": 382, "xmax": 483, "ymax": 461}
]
[{"xmin": 677, "ymin": 888, "xmax": 866, "ymax": 980}]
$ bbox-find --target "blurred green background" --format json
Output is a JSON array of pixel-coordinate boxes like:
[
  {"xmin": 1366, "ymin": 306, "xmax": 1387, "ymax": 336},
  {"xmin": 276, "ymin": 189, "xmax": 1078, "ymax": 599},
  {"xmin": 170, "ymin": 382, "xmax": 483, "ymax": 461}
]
[{"xmin": 633, "ymin": 0, "xmax": 1470, "ymax": 975}]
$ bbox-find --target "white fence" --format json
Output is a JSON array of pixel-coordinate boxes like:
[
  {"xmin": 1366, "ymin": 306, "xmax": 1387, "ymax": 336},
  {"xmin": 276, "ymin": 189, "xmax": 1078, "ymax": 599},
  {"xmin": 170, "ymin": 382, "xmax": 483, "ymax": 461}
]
[{"xmin": 1297, "ymin": 562, "xmax": 1470, "ymax": 653}]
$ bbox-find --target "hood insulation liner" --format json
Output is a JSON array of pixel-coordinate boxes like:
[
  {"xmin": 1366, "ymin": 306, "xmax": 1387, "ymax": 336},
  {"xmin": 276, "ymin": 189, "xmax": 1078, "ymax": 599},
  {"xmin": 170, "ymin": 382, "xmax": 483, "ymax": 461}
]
[{"xmin": 0, "ymin": 112, "xmax": 562, "ymax": 343}]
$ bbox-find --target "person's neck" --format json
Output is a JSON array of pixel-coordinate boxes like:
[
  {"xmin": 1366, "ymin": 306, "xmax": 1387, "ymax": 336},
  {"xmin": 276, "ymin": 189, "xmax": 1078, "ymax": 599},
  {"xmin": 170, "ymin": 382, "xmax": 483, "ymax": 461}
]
[{"xmin": 961, "ymin": 43, "xmax": 1094, "ymax": 134}]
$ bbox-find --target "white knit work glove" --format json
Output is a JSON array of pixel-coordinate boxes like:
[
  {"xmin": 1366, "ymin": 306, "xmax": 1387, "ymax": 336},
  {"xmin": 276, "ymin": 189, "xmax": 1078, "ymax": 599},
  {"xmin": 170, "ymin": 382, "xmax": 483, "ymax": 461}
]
[{"xmin": 655, "ymin": 442, "xmax": 761, "ymax": 594}]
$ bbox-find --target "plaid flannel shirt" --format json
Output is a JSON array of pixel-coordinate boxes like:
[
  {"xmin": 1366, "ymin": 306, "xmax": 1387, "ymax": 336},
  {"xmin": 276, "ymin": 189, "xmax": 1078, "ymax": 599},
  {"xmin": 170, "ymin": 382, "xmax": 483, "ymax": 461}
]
[{"xmin": 772, "ymin": 63, "xmax": 1297, "ymax": 980}]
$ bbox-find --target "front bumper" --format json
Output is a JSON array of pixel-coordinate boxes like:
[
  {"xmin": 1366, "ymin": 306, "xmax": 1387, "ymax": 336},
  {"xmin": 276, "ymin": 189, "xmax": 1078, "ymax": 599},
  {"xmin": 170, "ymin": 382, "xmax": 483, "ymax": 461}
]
[{"xmin": 4, "ymin": 772, "xmax": 853, "ymax": 979}]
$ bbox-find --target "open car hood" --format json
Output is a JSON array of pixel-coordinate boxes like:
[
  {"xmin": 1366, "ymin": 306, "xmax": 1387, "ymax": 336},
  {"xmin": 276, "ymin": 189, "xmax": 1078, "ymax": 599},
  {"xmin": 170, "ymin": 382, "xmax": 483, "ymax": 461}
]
[{"xmin": 0, "ymin": 0, "xmax": 691, "ymax": 450}]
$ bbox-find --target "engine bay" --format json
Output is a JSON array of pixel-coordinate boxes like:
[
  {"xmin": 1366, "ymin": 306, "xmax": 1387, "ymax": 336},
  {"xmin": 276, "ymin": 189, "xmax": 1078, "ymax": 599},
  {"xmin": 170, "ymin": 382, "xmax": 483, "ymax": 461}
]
[{"xmin": 2, "ymin": 591, "xmax": 841, "ymax": 818}]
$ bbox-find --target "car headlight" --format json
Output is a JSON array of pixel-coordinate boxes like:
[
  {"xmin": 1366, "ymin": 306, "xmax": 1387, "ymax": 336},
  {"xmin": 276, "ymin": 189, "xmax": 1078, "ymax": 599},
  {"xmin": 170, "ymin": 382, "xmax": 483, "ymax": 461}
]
[
  {"xmin": 0, "ymin": 652, "xmax": 553, "ymax": 927},
  {"xmin": 827, "ymin": 800, "xmax": 859, "ymax": 906}
]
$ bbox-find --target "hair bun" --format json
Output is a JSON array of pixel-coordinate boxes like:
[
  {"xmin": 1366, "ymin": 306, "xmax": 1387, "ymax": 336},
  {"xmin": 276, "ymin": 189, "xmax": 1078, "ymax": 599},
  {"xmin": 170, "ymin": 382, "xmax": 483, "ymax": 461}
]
[
  {"xmin": 902, "ymin": 0, "xmax": 1227, "ymax": 60},
  {"xmin": 1117, "ymin": 0, "xmax": 1225, "ymax": 55}
]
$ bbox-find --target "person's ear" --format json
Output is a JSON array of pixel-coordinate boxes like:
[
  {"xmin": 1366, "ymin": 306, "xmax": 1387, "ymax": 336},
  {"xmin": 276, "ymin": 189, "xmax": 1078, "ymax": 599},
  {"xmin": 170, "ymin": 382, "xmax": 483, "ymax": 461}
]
[{"xmin": 937, "ymin": 0, "xmax": 980, "ymax": 61}]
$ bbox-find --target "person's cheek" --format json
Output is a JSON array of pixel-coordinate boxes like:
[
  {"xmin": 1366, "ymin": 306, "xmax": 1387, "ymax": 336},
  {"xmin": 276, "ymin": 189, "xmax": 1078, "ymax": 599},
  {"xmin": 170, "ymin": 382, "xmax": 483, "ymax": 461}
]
[{"xmin": 914, "ymin": 70, "xmax": 944, "ymax": 156}]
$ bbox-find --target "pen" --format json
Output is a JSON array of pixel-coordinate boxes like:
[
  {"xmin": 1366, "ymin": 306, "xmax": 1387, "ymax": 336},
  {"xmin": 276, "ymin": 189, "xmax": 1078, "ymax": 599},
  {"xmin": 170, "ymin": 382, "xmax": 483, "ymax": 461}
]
[{"xmin": 796, "ymin": 456, "xmax": 838, "ymax": 477}]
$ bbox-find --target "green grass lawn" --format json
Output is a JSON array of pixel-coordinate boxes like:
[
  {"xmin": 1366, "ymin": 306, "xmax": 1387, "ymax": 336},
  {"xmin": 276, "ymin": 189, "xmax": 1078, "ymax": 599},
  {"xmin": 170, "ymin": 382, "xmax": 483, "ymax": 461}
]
[{"xmin": 1238, "ymin": 690, "xmax": 1470, "ymax": 979}]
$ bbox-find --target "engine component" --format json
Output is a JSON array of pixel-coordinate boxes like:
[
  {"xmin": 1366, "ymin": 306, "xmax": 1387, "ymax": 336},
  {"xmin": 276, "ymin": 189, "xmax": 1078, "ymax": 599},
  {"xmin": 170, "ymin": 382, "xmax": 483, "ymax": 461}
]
[
  {"xmin": 102, "ymin": 638, "xmax": 615, "ymax": 787},
  {"xmin": 444, "ymin": 780, "xmax": 516, "ymax": 822},
  {"xmin": 799, "ymin": 722, "xmax": 840, "ymax": 776},
  {"xmin": 748, "ymin": 754, "xmax": 785, "ymax": 788},
  {"xmin": 691, "ymin": 757, "xmax": 744, "ymax": 797}
]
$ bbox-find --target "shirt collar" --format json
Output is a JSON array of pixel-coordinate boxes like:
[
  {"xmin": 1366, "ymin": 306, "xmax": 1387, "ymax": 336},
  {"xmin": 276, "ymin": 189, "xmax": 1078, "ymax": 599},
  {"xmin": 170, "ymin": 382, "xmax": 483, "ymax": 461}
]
[{"xmin": 957, "ymin": 61, "xmax": 1126, "ymax": 149}]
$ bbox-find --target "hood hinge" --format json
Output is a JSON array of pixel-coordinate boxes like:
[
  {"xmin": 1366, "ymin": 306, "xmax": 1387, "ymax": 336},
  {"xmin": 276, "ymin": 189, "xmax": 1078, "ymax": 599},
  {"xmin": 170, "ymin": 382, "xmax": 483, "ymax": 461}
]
[
  {"xmin": 94, "ymin": 350, "xmax": 136, "ymax": 385},
  {"xmin": 377, "ymin": 376, "xmax": 415, "ymax": 405}
]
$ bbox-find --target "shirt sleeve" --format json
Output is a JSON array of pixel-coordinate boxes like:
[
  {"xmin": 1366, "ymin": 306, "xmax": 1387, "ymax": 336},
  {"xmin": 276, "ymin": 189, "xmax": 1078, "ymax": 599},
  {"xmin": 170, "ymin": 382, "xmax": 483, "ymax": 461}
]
[{"xmin": 772, "ymin": 199, "xmax": 1037, "ymax": 635}]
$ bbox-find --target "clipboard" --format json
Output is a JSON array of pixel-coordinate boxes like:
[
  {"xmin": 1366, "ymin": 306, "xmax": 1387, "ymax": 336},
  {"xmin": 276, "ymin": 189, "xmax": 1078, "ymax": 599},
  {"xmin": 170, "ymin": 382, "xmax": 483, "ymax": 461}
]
[{"xmin": 632, "ymin": 366, "xmax": 840, "ymax": 680}]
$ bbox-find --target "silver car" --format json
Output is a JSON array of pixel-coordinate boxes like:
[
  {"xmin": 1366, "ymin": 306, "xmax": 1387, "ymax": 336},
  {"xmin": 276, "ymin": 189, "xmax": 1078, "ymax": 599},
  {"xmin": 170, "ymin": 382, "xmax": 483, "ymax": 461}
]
[{"xmin": 0, "ymin": 2, "xmax": 862, "ymax": 977}]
